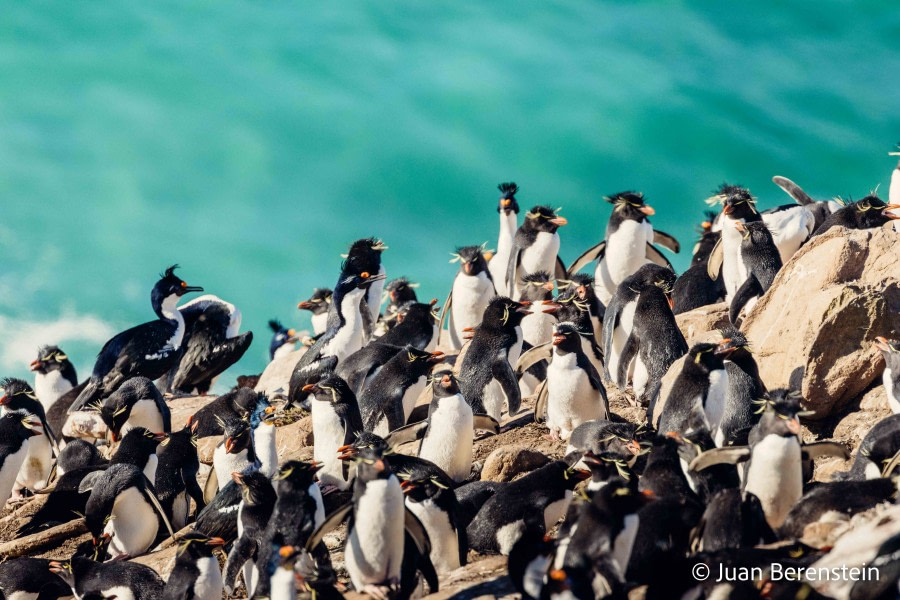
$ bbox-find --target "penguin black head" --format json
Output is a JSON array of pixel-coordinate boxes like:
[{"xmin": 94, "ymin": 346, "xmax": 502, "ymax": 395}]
[
  {"xmin": 685, "ymin": 342, "xmax": 729, "ymax": 374},
  {"xmin": 450, "ymin": 245, "xmax": 490, "ymax": 277},
  {"xmin": 717, "ymin": 327, "xmax": 752, "ymax": 360},
  {"xmin": 734, "ymin": 219, "xmax": 776, "ymax": 246},
  {"xmin": 341, "ymin": 431, "xmax": 389, "ymax": 458},
  {"xmin": 73, "ymin": 531, "xmax": 113, "ymax": 561},
  {"xmin": 482, "ymin": 296, "xmax": 533, "ymax": 330},
  {"xmin": 398, "ymin": 472, "xmax": 451, "ymax": 503},
  {"xmin": 351, "ymin": 446, "xmax": 392, "ymax": 482},
  {"xmin": 384, "ymin": 277, "xmax": 419, "ymax": 307},
  {"xmin": 713, "ymin": 184, "xmax": 759, "ymax": 221},
  {"xmin": 152, "ymin": 265, "xmax": 203, "ymax": 308},
  {"xmin": 175, "ymin": 531, "xmax": 226, "ymax": 560},
  {"xmin": 523, "ymin": 205, "xmax": 567, "ymax": 233},
  {"xmin": 232, "ymin": 469, "xmax": 275, "ymax": 505},
  {"xmin": 606, "ymin": 191, "xmax": 654, "ymax": 223},
  {"xmin": 222, "ymin": 418, "xmax": 253, "ymax": 455},
  {"xmin": 551, "ymin": 322, "xmax": 583, "ymax": 354},
  {"xmin": 336, "ymin": 267, "xmax": 386, "ymax": 294},
  {"xmin": 848, "ymin": 195, "xmax": 895, "ymax": 228},
  {"xmin": 875, "ymin": 336, "xmax": 900, "ymax": 365},
  {"xmin": 268, "ymin": 319, "xmax": 298, "ymax": 357},
  {"xmin": 431, "ymin": 372, "xmax": 461, "ymax": 397},
  {"xmin": 0, "ymin": 410, "xmax": 43, "ymax": 441},
  {"xmin": 404, "ymin": 345, "xmax": 445, "ymax": 368},
  {"xmin": 630, "ymin": 263, "xmax": 677, "ymax": 293},
  {"xmin": 297, "ymin": 288, "xmax": 333, "ymax": 315},
  {"xmin": 582, "ymin": 451, "xmax": 635, "ymax": 488},
  {"xmin": 302, "ymin": 373, "xmax": 356, "ymax": 406},
  {"xmin": 98, "ymin": 377, "xmax": 162, "ymax": 442},
  {"xmin": 30, "ymin": 345, "xmax": 72, "ymax": 375},
  {"xmin": 115, "ymin": 427, "xmax": 165, "ymax": 460},
  {"xmin": 755, "ymin": 389, "xmax": 807, "ymax": 438},
  {"xmin": 0, "ymin": 377, "xmax": 40, "ymax": 408},
  {"xmin": 497, "ymin": 182, "xmax": 520, "ymax": 215},
  {"xmin": 275, "ymin": 459, "xmax": 324, "ymax": 488},
  {"xmin": 519, "ymin": 271, "xmax": 554, "ymax": 302},
  {"xmin": 344, "ymin": 238, "xmax": 387, "ymax": 276},
  {"xmin": 557, "ymin": 273, "xmax": 596, "ymax": 304}
]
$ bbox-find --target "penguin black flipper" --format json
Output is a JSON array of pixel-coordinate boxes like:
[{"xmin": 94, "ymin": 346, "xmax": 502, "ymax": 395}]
[
  {"xmin": 652, "ymin": 230, "xmax": 681, "ymax": 253},
  {"xmin": 772, "ymin": 176, "xmax": 815, "ymax": 206},
  {"xmin": 616, "ymin": 334, "xmax": 640, "ymax": 388},
  {"xmin": 142, "ymin": 480, "xmax": 176, "ymax": 539},
  {"xmin": 203, "ymin": 467, "xmax": 219, "ymax": 504},
  {"xmin": 554, "ymin": 256, "xmax": 567, "ymax": 281},
  {"xmin": 473, "ymin": 414, "xmax": 500, "ymax": 435},
  {"xmin": 77, "ymin": 470, "xmax": 107, "ymax": 494},
  {"xmin": 645, "ymin": 243, "xmax": 674, "ymax": 270},
  {"xmin": 533, "ymin": 379, "xmax": 549, "ymax": 423},
  {"xmin": 706, "ymin": 237, "xmax": 724, "ymax": 280},
  {"xmin": 493, "ymin": 356, "xmax": 522, "ymax": 415},
  {"xmin": 403, "ymin": 506, "xmax": 433, "ymax": 558},
  {"xmin": 385, "ymin": 421, "xmax": 429, "ymax": 447},
  {"xmin": 383, "ymin": 392, "xmax": 409, "ymax": 432},
  {"xmin": 304, "ymin": 503, "xmax": 353, "ymax": 552},
  {"xmin": 505, "ymin": 244, "xmax": 523, "ymax": 294},
  {"xmin": 729, "ymin": 274, "xmax": 764, "ymax": 324},
  {"xmin": 567, "ymin": 241, "xmax": 606, "ymax": 277},
  {"xmin": 576, "ymin": 349, "xmax": 608, "ymax": 407},
  {"xmin": 689, "ymin": 446, "xmax": 751, "ymax": 472},
  {"xmin": 438, "ymin": 289, "xmax": 453, "ymax": 346},
  {"xmin": 800, "ymin": 441, "xmax": 850, "ymax": 461},
  {"xmin": 515, "ymin": 342, "xmax": 553, "ymax": 377}
]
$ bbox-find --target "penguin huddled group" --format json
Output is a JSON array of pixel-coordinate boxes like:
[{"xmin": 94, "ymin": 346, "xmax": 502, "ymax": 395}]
[{"xmin": 0, "ymin": 154, "xmax": 898, "ymax": 600}]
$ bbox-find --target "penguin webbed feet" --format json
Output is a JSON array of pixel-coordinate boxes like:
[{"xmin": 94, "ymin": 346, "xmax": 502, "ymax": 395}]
[{"xmin": 361, "ymin": 580, "xmax": 400, "ymax": 600}]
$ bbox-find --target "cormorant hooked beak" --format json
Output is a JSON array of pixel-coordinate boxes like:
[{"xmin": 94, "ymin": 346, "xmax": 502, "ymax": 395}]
[{"xmin": 180, "ymin": 282, "xmax": 204, "ymax": 294}]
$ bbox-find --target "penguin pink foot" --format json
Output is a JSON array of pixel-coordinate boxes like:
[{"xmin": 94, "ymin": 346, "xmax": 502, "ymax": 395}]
[{"xmin": 361, "ymin": 581, "xmax": 399, "ymax": 600}]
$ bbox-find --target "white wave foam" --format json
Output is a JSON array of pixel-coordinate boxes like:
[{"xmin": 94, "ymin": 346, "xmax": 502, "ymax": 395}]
[{"xmin": 0, "ymin": 312, "xmax": 116, "ymax": 373}]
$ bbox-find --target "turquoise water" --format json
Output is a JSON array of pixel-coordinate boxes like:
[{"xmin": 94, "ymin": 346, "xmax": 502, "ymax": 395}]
[{"xmin": 1, "ymin": 2, "xmax": 898, "ymax": 384}]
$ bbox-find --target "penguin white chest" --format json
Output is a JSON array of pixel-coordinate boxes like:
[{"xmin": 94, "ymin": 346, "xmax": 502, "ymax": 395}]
[
  {"xmin": 15, "ymin": 432, "xmax": 51, "ymax": 491},
  {"xmin": 546, "ymin": 353, "xmax": 602, "ymax": 440},
  {"xmin": 34, "ymin": 370, "xmax": 73, "ymax": 410},
  {"xmin": 143, "ymin": 453, "xmax": 158, "ymax": 484},
  {"xmin": 612, "ymin": 513, "xmax": 640, "ymax": 578},
  {"xmin": 882, "ymin": 365, "xmax": 900, "ymax": 414},
  {"xmin": 521, "ymin": 232, "xmax": 560, "ymax": 276},
  {"xmin": 124, "ymin": 399, "xmax": 165, "ymax": 434},
  {"xmin": 601, "ymin": 220, "xmax": 654, "ymax": 289},
  {"xmin": 255, "ymin": 423, "xmax": 278, "ymax": 478},
  {"xmin": 450, "ymin": 272, "xmax": 494, "ymax": 345},
  {"xmin": 743, "ymin": 435, "xmax": 802, "ymax": 529},
  {"xmin": 312, "ymin": 401, "xmax": 348, "ymax": 489},
  {"xmin": 325, "ymin": 290, "xmax": 366, "ymax": 362},
  {"xmin": 521, "ymin": 312, "xmax": 554, "ymax": 347},
  {"xmin": 270, "ymin": 566, "xmax": 298, "ymax": 600},
  {"xmin": 213, "ymin": 446, "xmax": 252, "ymax": 487},
  {"xmin": 402, "ymin": 375, "xmax": 428, "ymax": 423},
  {"xmin": 406, "ymin": 497, "xmax": 460, "ymax": 574},
  {"xmin": 608, "ymin": 300, "xmax": 637, "ymax": 385},
  {"xmin": 418, "ymin": 394, "xmax": 473, "ymax": 482},
  {"xmin": 0, "ymin": 444, "xmax": 28, "ymax": 503},
  {"xmin": 310, "ymin": 311, "xmax": 329, "ymax": 336},
  {"xmin": 346, "ymin": 478, "xmax": 405, "ymax": 589},
  {"xmin": 100, "ymin": 587, "xmax": 137, "ymax": 600},
  {"xmin": 106, "ymin": 486, "xmax": 159, "ymax": 557},
  {"xmin": 193, "ymin": 555, "xmax": 224, "ymax": 600},
  {"xmin": 762, "ymin": 206, "xmax": 813, "ymax": 264},
  {"xmin": 721, "ymin": 221, "xmax": 749, "ymax": 299},
  {"xmin": 704, "ymin": 368, "xmax": 729, "ymax": 441}
]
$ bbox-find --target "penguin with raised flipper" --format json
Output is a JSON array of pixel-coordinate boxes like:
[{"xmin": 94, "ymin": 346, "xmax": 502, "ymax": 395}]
[
  {"xmin": 399, "ymin": 470, "xmax": 468, "ymax": 575},
  {"xmin": 568, "ymin": 191, "xmax": 679, "ymax": 304},
  {"xmin": 297, "ymin": 287, "xmax": 333, "ymax": 337},
  {"xmin": 442, "ymin": 244, "xmax": 495, "ymax": 350},
  {"xmin": 0, "ymin": 378, "xmax": 57, "ymax": 496},
  {"xmin": 488, "ymin": 182, "xmax": 521, "ymax": 296},
  {"xmin": 162, "ymin": 532, "xmax": 226, "ymax": 600},
  {"xmin": 772, "ymin": 175, "xmax": 841, "ymax": 231},
  {"xmin": 875, "ymin": 337, "xmax": 900, "ymax": 414},
  {"xmin": 223, "ymin": 470, "xmax": 276, "ymax": 597},
  {"xmin": 359, "ymin": 346, "xmax": 445, "ymax": 435},
  {"xmin": 0, "ymin": 411, "xmax": 42, "ymax": 505},
  {"xmin": 729, "ymin": 220, "xmax": 782, "ymax": 323},
  {"xmin": 506, "ymin": 205, "xmax": 567, "ymax": 300},
  {"xmin": 155, "ymin": 425, "xmax": 205, "ymax": 530},
  {"xmin": 96, "ymin": 376, "xmax": 171, "ymax": 442},
  {"xmin": 457, "ymin": 297, "xmax": 531, "ymax": 421},
  {"xmin": 304, "ymin": 373, "xmax": 365, "ymax": 490},
  {"xmin": 268, "ymin": 319, "xmax": 299, "ymax": 361}
]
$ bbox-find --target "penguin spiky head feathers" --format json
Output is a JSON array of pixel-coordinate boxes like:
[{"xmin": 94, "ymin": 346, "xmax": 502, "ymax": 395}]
[
  {"xmin": 557, "ymin": 273, "xmax": 596, "ymax": 303},
  {"xmin": 343, "ymin": 238, "xmax": 387, "ymax": 276},
  {"xmin": 686, "ymin": 342, "xmax": 729, "ymax": 374},
  {"xmin": 755, "ymin": 389, "xmax": 811, "ymax": 437},
  {"xmin": 524, "ymin": 205, "xmax": 567, "ymax": 232},
  {"xmin": 273, "ymin": 459, "xmax": 323, "ymax": 487},
  {"xmin": 733, "ymin": 220, "xmax": 775, "ymax": 246},
  {"xmin": 519, "ymin": 270, "xmax": 555, "ymax": 301},
  {"xmin": 175, "ymin": 531, "xmax": 226, "ymax": 559},
  {"xmin": 232, "ymin": 469, "xmax": 275, "ymax": 504},
  {"xmin": 431, "ymin": 371, "xmax": 461, "ymax": 397},
  {"xmin": 222, "ymin": 418, "xmax": 253, "ymax": 455},
  {"xmin": 30, "ymin": 345, "xmax": 70, "ymax": 374},
  {"xmin": 302, "ymin": 372, "xmax": 356, "ymax": 405},
  {"xmin": 717, "ymin": 327, "xmax": 751, "ymax": 356},
  {"xmin": 497, "ymin": 182, "xmax": 520, "ymax": 214},
  {"xmin": 298, "ymin": 288, "xmax": 333, "ymax": 314},
  {"xmin": 482, "ymin": 296, "xmax": 533, "ymax": 329},
  {"xmin": 352, "ymin": 446, "xmax": 392, "ymax": 482},
  {"xmin": 551, "ymin": 321, "xmax": 583, "ymax": 353},
  {"xmin": 338, "ymin": 431, "xmax": 389, "ymax": 462},
  {"xmin": 606, "ymin": 191, "xmax": 655, "ymax": 222},
  {"xmin": 0, "ymin": 377, "xmax": 37, "ymax": 405},
  {"xmin": 384, "ymin": 277, "xmax": 419, "ymax": 306},
  {"xmin": 450, "ymin": 244, "xmax": 490, "ymax": 276},
  {"xmin": 398, "ymin": 471, "xmax": 451, "ymax": 502},
  {"xmin": 710, "ymin": 184, "xmax": 759, "ymax": 220}
]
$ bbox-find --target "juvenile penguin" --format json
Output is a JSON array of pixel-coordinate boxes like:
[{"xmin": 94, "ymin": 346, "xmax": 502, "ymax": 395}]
[
  {"xmin": 0, "ymin": 379, "xmax": 56, "ymax": 495},
  {"xmin": 297, "ymin": 287, "xmax": 333, "ymax": 337},
  {"xmin": 542, "ymin": 322, "xmax": 609, "ymax": 441},
  {"xmin": 223, "ymin": 470, "xmax": 277, "ymax": 597},
  {"xmin": 72, "ymin": 265, "xmax": 203, "ymax": 410},
  {"xmin": 654, "ymin": 342, "xmax": 731, "ymax": 437},
  {"xmin": 444, "ymin": 244, "xmax": 495, "ymax": 350},
  {"xmin": 288, "ymin": 269, "xmax": 385, "ymax": 407},
  {"xmin": 876, "ymin": 337, "xmax": 900, "ymax": 414},
  {"xmin": 304, "ymin": 374, "xmax": 365, "ymax": 490},
  {"xmin": 162, "ymin": 532, "xmax": 226, "ymax": 600},
  {"xmin": 488, "ymin": 182, "xmax": 521, "ymax": 295},
  {"xmin": 729, "ymin": 220, "xmax": 782, "ymax": 323},
  {"xmin": 506, "ymin": 205, "xmax": 567, "ymax": 300},
  {"xmin": 97, "ymin": 376, "xmax": 171, "ymax": 442},
  {"xmin": 156, "ymin": 425, "xmax": 205, "ymax": 530},
  {"xmin": 569, "ymin": 191, "xmax": 679, "ymax": 304},
  {"xmin": 359, "ymin": 346, "xmax": 445, "ymax": 435},
  {"xmin": 30, "ymin": 345, "xmax": 78, "ymax": 413},
  {"xmin": 268, "ymin": 319, "xmax": 299, "ymax": 361},
  {"xmin": 400, "ymin": 471, "xmax": 467, "ymax": 574},
  {"xmin": 0, "ymin": 411, "xmax": 42, "ymax": 505},
  {"xmin": 416, "ymin": 372, "xmax": 475, "ymax": 483},
  {"xmin": 458, "ymin": 297, "xmax": 531, "ymax": 421}
]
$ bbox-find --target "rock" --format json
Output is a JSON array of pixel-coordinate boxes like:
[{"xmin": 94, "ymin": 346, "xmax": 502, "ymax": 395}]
[
  {"xmin": 131, "ymin": 545, "xmax": 178, "ymax": 580},
  {"xmin": 196, "ymin": 436, "xmax": 219, "ymax": 464},
  {"xmin": 675, "ymin": 302, "xmax": 730, "ymax": 348},
  {"xmin": 480, "ymin": 445, "xmax": 550, "ymax": 482},
  {"xmin": 255, "ymin": 348, "xmax": 305, "ymax": 397},
  {"xmin": 167, "ymin": 394, "xmax": 215, "ymax": 431},
  {"xmin": 275, "ymin": 416, "xmax": 314, "ymax": 461},
  {"xmin": 742, "ymin": 224, "xmax": 900, "ymax": 419}
]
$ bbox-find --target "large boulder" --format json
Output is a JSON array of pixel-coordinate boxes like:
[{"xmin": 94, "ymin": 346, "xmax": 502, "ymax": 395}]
[
  {"xmin": 255, "ymin": 348, "xmax": 305, "ymax": 397},
  {"xmin": 675, "ymin": 302, "xmax": 729, "ymax": 348},
  {"xmin": 742, "ymin": 224, "xmax": 900, "ymax": 419},
  {"xmin": 480, "ymin": 445, "xmax": 550, "ymax": 482}
]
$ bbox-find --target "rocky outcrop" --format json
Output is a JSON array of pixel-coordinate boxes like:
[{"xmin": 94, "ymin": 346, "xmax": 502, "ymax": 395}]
[
  {"xmin": 742, "ymin": 224, "xmax": 900, "ymax": 419},
  {"xmin": 254, "ymin": 348, "xmax": 305, "ymax": 397},
  {"xmin": 480, "ymin": 445, "xmax": 550, "ymax": 482},
  {"xmin": 675, "ymin": 302, "xmax": 729, "ymax": 348}
]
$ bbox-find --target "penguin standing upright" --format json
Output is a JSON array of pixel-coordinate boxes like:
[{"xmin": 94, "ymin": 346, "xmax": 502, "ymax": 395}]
[
  {"xmin": 297, "ymin": 287, "xmax": 334, "ymax": 337},
  {"xmin": 111, "ymin": 426, "xmax": 164, "ymax": 484},
  {"xmin": 506, "ymin": 205, "xmax": 567, "ymax": 300},
  {"xmin": 729, "ymin": 220, "xmax": 782, "ymax": 323},
  {"xmin": 268, "ymin": 319, "xmax": 299, "ymax": 361},
  {"xmin": 541, "ymin": 322, "xmax": 609, "ymax": 441},
  {"xmin": 444, "ymin": 245, "xmax": 495, "ymax": 350},
  {"xmin": 223, "ymin": 470, "xmax": 277, "ymax": 597},
  {"xmin": 488, "ymin": 182, "xmax": 521, "ymax": 296},
  {"xmin": 836, "ymin": 413, "xmax": 900, "ymax": 480},
  {"xmin": 345, "ymin": 238, "xmax": 389, "ymax": 332},
  {"xmin": 416, "ymin": 373, "xmax": 474, "ymax": 483},
  {"xmin": 655, "ymin": 342, "xmax": 731, "ymax": 437},
  {"xmin": 0, "ymin": 378, "xmax": 57, "ymax": 497},
  {"xmin": 380, "ymin": 277, "xmax": 419, "ymax": 331},
  {"xmin": 875, "ymin": 337, "xmax": 900, "ymax": 414},
  {"xmin": 305, "ymin": 374, "xmax": 364, "ymax": 490},
  {"xmin": 400, "ymin": 471, "xmax": 467, "ymax": 574},
  {"xmin": 556, "ymin": 273, "xmax": 605, "ymax": 342},
  {"xmin": 208, "ymin": 418, "xmax": 259, "ymax": 500},
  {"xmin": 287, "ymin": 269, "xmax": 385, "ymax": 407},
  {"xmin": 156, "ymin": 425, "xmax": 205, "ymax": 530},
  {"xmin": 359, "ymin": 346, "xmax": 444, "ymax": 435},
  {"xmin": 568, "ymin": 191, "xmax": 679, "ymax": 304},
  {"xmin": 71, "ymin": 265, "xmax": 203, "ymax": 410},
  {"xmin": 30, "ymin": 345, "xmax": 78, "ymax": 413},
  {"xmin": 162, "ymin": 532, "xmax": 225, "ymax": 600},
  {"xmin": 458, "ymin": 297, "xmax": 531, "ymax": 421},
  {"xmin": 672, "ymin": 212, "xmax": 725, "ymax": 314},
  {"xmin": 0, "ymin": 411, "xmax": 42, "ymax": 505},
  {"xmin": 715, "ymin": 328, "xmax": 766, "ymax": 446},
  {"xmin": 97, "ymin": 376, "xmax": 171, "ymax": 442}
]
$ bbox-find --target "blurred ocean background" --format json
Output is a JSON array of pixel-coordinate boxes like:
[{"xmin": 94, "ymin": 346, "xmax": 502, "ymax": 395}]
[{"xmin": 1, "ymin": 2, "xmax": 898, "ymax": 387}]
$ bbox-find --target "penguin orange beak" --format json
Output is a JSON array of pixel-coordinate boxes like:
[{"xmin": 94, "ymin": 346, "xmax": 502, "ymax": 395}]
[
  {"xmin": 543, "ymin": 281, "xmax": 555, "ymax": 292},
  {"xmin": 302, "ymin": 384, "xmax": 318, "ymax": 393},
  {"xmin": 550, "ymin": 216, "xmax": 568, "ymax": 226},
  {"xmin": 224, "ymin": 437, "xmax": 237, "ymax": 453},
  {"xmin": 516, "ymin": 304, "xmax": 533, "ymax": 315},
  {"xmin": 714, "ymin": 339, "xmax": 737, "ymax": 357},
  {"xmin": 152, "ymin": 432, "xmax": 167, "ymax": 442},
  {"xmin": 231, "ymin": 471, "xmax": 244, "ymax": 485},
  {"xmin": 734, "ymin": 221, "xmax": 746, "ymax": 232},
  {"xmin": 626, "ymin": 440, "xmax": 642, "ymax": 455},
  {"xmin": 298, "ymin": 301, "xmax": 313, "ymax": 310},
  {"xmin": 552, "ymin": 334, "xmax": 566, "ymax": 346},
  {"xmin": 29, "ymin": 360, "xmax": 43, "ymax": 371},
  {"xmin": 400, "ymin": 479, "xmax": 417, "ymax": 492},
  {"xmin": 701, "ymin": 221, "xmax": 712, "ymax": 230},
  {"xmin": 207, "ymin": 537, "xmax": 226, "ymax": 547},
  {"xmin": 573, "ymin": 468, "xmax": 592, "ymax": 481},
  {"xmin": 463, "ymin": 262, "xmax": 473, "ymax": 275},
  {"xmin": 427, "ymin": 351, "xmax": 445, "ymax": 364},
  {"xmin": 638, "ymin": 205, "xmax": 655, "ymax": 216},
  {"xmin": 48, "ymin": 561, "xmax": 65, "ymax": 574},
  {"xmin": 786, "ymin": 418, "xmax": 801, "ymax": 436},
  {"xmin": 542, "ymin": 301, "xmax": 561, "ymax": 314},
  {"xmin": 883, "ymin": 205, "xmax": 900, "ymax": 219},
  {"xmin": 337, "ymin": 444, "xmax": 357, "ymax": 460},
  {"xmin": 372, "ymin": 459, "xmax": 387, "ymax": 473},
  {"xmin": 581, "ymin": 451, "xmax": 601, "ymax": 466},
  {"xmin": 875, "ymin": 336, "xmax": 893, "ymax": 352},
  {"xmin": 308, "ymin": 460, "xmax": 324, "ymax": 473},
  {"xmin": 723, "ymin": 204, "xmax": 734, "ymax": 215}
]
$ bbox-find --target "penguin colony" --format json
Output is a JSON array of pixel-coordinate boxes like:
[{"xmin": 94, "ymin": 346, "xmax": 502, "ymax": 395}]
[{"xmin": 0, "ymin": 155, "xmax": 898, "ymax": 600}]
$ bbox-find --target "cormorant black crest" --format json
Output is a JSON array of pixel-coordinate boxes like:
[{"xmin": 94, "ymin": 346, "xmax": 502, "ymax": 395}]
[{"xmin": 498, "ymin": 182, "xmax": 518, "ymax": 198}]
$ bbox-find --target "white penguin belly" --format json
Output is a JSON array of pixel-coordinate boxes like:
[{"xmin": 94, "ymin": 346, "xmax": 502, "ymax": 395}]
[
  {"xmin": 406, "ymin": 497, "xmax": 460, "ymax": 574},
  {"xmin": 269, "ymin": 566, "xmax": 297, "ymax": 600},
  {"xmin": 743, "ymin": 435, "xmax": 802, "ymax": 529},
  {"xmin": 418, "ymin": 396, "xmax": 473, "ymax": 483},
  {"xmin": 519, "ymin": 232, "xmax": 560, "ymax": 284},
  {"xmin": 482, "ymin": 380, "xmax": 505, "ymax": 422},
  {"xmin": 142, "ymin": 453, "xmax": 158, "ymax": 485},
  {"xmin": 521, "ymin": 312, "xmax": 554, "ymax": 347},
  {"xmin": 489, "ymin": 212, "xmax": 517, "ymax": 296},
  {"xmin": 346, "ymin": 478, "xmax": 405, "ymax": 589},
  {"xmin": 273, "ymin": 343, "xmax": 297, "ymax": 361},
  {"xmin": 632, "ymin": 355, "xmax": 649, "ymax": 398},
  {"xmin": 213, "ymin": 446, "xmax": 252, "ymax": 490},
  {"xmin": 124, "ymin": 399, "xmax": 165, "ymax": 434},
  {"xmin": 546, "ymin": 354, "xmax": 603, "ymax": 440},
  {"xmin": 763, "ymin": 207, "xmax": 812, "ymax": 265},
  {"xmin": 0, "ymin": 445, "xmax": 29, "ymax": 503},
  {"xmin": 883, "ymin": 367, "xmax": 900, "ymax": 414},
  {"xmin": 193, "ymin": 555, "xmax": 224, "ymax": 600},
  {"xmin": 35, "ymin": 370, "xmax": 73, "ymax": 411},
  {"xmin": 601, "ymin": 220, "xmax": 654, "ymax": 298},
  {"xmin": 450, "ymin": 273, "xmax": 494, "ymax": 347},
  {"xmin": 172, "ymin": 490, "xmax": 189, "ymax": 530},
  {"xmin": 106, "ymin": 486, "xmax": 158, "ymax": 557},
  {"xmin": 324, "ymin": 290, "xmax": 366, "ymax": 362},
  {"xmin": 15, "ymin": 434, "xmax": 51, "ymax": 491},
  {"xmin": 100, "ymin": 587, "xmax": 136, "ymax": 600},
  {"xmin": 310, "ymin": 312, "xmax": 328, "ymax": 336},
  {"xmin": 704, "ymin": 369, "xmax": 729, "ymax": 445},
  {"xmin": 721, "ymin": 221, "xmax": 748, "ymax": 300},
  {"xmin": 255, "ymin": 423, "xmax": 278, "ymax": 478}
]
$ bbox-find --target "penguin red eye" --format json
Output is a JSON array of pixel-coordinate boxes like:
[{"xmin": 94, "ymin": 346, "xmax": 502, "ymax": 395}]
[
  {"xmin": 361, "ymin": 272, "xmax": 370, "ymax": 279},
  {"xmin": 180, "ymin": 281, "xmax": 187, "ymax": 288}
]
